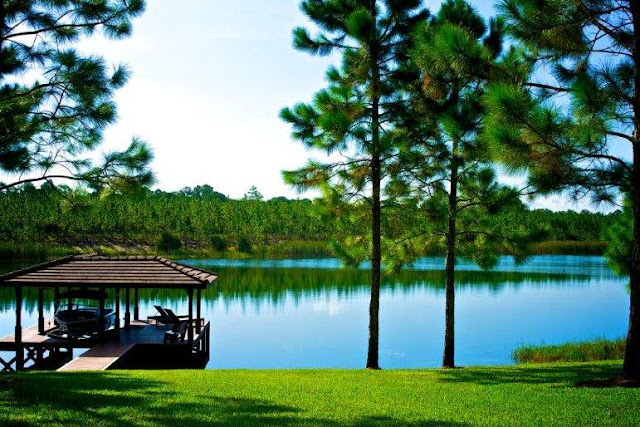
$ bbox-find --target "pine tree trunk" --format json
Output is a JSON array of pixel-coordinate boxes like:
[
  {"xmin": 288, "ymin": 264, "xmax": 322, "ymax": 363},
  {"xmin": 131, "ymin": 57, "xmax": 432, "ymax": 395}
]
[
  {"xmin": 0, "ymin": 1, "xmax": 5, "ymax": 60},
  {"xmin": 443, "ymin": 148, "xmax": 459, "ymax": 369},
  {"xmin": 367, "ymin": 142, "xmax": 381, "ymax": 371},
  {"xmin": 623, "ymin": 128, "xmax": 640, "ymax": 380},
  {"xmin": 366, "ymin": 0, "xmax": 381, "ymax": 370},
  {"xmin": 623, "ymin": 185, "xmax": 640, "ymax": 380},
  {"xmin": 624, "ymin": 0, "xmax": 640, "ymax": 381}
]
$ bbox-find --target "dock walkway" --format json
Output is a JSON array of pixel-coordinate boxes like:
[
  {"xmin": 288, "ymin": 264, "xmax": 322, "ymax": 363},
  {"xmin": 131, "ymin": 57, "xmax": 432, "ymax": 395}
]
[
  {"xmin": 1, "ymin": 320, "xmax": 210, "ymax": 372},
  {"xmin": 58, "ymin": 343, "xmax": 135, "ymax": 371}
]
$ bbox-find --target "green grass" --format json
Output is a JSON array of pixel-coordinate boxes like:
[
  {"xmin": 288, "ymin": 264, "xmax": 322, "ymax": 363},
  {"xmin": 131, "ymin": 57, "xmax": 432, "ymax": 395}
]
[
  {"xmin": 0, "ymin": 362, "xmax": 637, "ymax": 426},
  {"xmin": 513, "ymin": 339, "xmax": 626, "ymax": 364}
]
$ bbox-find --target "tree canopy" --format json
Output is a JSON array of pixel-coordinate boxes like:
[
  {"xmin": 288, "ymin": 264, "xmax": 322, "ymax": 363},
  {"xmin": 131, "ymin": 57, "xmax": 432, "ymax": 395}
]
[{"xmin": 0, "ymin": 0, "xmax": 152, "ymax": 191}]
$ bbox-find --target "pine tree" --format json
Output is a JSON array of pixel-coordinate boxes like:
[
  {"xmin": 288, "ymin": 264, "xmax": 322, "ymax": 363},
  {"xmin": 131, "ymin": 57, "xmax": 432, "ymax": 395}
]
[
  {"xmin": 281, "ymin": 0, "xmax": 428, "ymax": 369},
  {"xmin": 483, "ymin": 0, "xmax": 640, "ymax": 380},
  {"xmin": 389, "ymin": 0, "xmax": 525, "ymax": 368},
  {"xmin": 0, "ymin": 0, "xmax": 152, "ymax": 191}
]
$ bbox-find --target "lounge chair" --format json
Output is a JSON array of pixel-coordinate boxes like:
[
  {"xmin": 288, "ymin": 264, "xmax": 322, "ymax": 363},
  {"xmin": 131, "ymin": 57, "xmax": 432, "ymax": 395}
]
[
  {"xmin": 164, "ymin": 308, "xmax": 189, "ymax": 323},
  {"xmin": 163, "ymin": 320, "xmax": 189, "ymax": 343},
  {"xmin": 148, "ymin": 305, "xmax": 173, "ymax": 325}
]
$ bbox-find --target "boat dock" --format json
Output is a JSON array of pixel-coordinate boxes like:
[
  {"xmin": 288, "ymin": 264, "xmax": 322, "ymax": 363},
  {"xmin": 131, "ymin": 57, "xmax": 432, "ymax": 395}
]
[
  {"xmin": 0, "ymin": 320, "xmax": 211, "ymax": 372},
  {"xmin": 59, "ymin": 320, "xmax": 210, "ymax": 371},
  {"xmin": 0, "ymin": 255, "xmax": 217, "ymax": 372}
]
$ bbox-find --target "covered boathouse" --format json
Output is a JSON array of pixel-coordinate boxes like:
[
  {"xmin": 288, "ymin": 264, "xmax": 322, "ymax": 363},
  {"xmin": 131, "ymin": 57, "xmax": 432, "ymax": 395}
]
[{"xmin": 0, "ymin": 254, "xmax": 218, "ymax": 372}]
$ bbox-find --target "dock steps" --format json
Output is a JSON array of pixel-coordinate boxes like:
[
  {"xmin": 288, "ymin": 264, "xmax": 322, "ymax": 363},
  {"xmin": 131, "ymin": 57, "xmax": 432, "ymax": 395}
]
[{"xmin": 57, "ymin": 343, "xmax": 135, "ymax": 371}]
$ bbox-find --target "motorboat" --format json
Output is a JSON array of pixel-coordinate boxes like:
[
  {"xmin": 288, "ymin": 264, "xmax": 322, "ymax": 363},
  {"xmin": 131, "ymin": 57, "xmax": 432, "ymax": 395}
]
[{"xmin": 52, "ymin": 306, "xmax": 116, "ymax": 340}]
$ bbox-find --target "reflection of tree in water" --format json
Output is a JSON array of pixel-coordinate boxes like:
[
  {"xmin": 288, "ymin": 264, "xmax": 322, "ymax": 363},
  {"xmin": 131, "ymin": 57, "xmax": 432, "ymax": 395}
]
[{"xmin": 0, "ymin": 263, "xmax": 624, "ymax": 313}]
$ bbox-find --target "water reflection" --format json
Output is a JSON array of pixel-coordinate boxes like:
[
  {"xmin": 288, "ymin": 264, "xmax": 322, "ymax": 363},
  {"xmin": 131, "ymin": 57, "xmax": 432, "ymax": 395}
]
[{"xmin": 0, "ymin": 256, "xmax": 629, "ymax": 369}]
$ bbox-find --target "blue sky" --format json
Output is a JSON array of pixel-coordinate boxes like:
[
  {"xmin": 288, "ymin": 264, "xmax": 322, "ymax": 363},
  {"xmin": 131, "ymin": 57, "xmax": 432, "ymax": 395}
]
[{"xmin": 80, "ymin": 0, "xmax": 598, "ymax": 211}]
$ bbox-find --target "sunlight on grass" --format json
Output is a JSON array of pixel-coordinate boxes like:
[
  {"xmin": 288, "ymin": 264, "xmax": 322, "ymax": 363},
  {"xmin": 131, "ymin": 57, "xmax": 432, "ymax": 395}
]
[{"xmin": 0, "ymin": 362, "xmax": 637, "ymax": 426}]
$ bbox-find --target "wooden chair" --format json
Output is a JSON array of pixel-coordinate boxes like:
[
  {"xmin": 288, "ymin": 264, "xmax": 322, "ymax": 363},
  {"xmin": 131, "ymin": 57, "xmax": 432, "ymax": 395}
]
[
  {"xmin": 147, "ymin": 305, "xmax": 172, "ymax": 325},
  {"xmin": 164, "ymin": 308, "xmax": 189, "ymax": 323},
  {"xmin": 163, "ymin": 320, "xmax": 189, "ymax": 343}
]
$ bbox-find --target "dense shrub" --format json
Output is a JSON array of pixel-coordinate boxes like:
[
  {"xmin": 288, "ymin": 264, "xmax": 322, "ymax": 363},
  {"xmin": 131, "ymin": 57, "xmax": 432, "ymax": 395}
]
[
  {"xmin": 210, "ymin": 235, "xmax": 228, "ymax": 251},
  {"xmin": 237, "ymin": 236, "xmax": 252, "ymax": 253},
  {"xmin": 156, "ymin": 232, "xmax": 183, "ymax": 252}
]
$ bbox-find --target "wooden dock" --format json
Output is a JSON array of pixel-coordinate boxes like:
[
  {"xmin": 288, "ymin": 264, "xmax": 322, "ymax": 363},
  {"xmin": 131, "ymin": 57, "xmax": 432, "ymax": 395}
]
[
  {"xmin": 0, "ymin": 320, "xmax": 210, "ymax": 372},
  {"xmin": 59, "ymin": 343, "xmax": 135, "ymax": 371}
]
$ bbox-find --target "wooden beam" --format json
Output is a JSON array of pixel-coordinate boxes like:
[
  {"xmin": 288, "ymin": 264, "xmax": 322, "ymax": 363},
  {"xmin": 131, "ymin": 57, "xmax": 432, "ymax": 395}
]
[
  {"xmin": 53, "ymin": 287, "xmax": 59, "ymax": 327},
  {"xmin": 98, "ymin": 287, "xmax": 105, "ymax": 341},
  {"xmin": 133, "ymin": 288, "xmax": 139, "ymax": 321},
  {"xmin": 196, "ymin": 288, "xmax": 202, "ymax": 334},
  {"xmin": 125, "ymin": 287, "xmax": 131, "ymax": 329},
  {"xmin": 115, "ymin": 288, "xmax": 120, "ymax": 332},
  {"xmin": 38, "ymin": 287, "xmax": 44, "ymax": 334},
  {"xmin": 188, "ymin": 287, "xmax": 194, "ymax": 346},
  {"xmin": 15, "ymin": 285, "xmax": 23, "ymax": 371}
]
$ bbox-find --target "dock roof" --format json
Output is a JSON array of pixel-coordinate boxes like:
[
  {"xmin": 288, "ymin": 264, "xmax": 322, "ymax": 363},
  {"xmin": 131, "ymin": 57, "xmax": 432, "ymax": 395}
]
[{"xmin": 0, "ymin": 254, "xmax": 218, "ymax": 289}]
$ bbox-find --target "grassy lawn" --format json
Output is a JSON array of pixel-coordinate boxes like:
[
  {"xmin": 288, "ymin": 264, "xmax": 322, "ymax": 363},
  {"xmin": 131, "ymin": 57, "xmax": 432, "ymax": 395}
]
[{"xmin": 0, "ymin": 361, "xmax": 638, "ymax": 426}]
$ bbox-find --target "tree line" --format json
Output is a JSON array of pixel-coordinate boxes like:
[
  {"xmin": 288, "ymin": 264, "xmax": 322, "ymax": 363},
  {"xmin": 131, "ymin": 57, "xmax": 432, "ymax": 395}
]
[{"xmin": 0, "ymin": 183, "xmax": 614, "ymax": 252}]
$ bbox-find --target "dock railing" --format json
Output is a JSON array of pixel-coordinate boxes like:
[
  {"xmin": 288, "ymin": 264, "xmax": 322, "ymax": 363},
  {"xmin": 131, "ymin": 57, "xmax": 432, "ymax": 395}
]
[{"xmin": 192, "ymin": 321, "xmax": 210, "ymax": 362}]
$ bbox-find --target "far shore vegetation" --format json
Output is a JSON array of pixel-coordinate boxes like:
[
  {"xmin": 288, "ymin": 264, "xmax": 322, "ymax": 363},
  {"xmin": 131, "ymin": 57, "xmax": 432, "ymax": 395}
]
[{"xmin": 0, "ymin": 184, "xmax": 614, "ymax": 261}]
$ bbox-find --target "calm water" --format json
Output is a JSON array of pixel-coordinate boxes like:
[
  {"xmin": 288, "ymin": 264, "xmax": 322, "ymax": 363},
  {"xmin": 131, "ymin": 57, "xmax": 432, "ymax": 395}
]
[{"xmin": 0, "ymin": 255, "xmax": 629, "ymax": 369}]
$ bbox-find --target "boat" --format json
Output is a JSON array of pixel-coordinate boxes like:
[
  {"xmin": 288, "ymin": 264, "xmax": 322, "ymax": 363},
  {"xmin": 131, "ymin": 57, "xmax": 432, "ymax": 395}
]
[
  {"xmin": 47, "ymin": 289, "xmax": 116, "ymax": 340},
  {"xmin": 53, "ymin": 306, "xmax": 116, "ymax": 339}
]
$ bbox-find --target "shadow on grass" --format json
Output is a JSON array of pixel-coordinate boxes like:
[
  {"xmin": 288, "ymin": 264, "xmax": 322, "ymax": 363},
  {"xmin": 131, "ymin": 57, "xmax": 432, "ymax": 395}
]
[
  {"xmin": 437, "ymin": 363, "xmax": 622, "ymax": 386},
  {"xmin": 0, "ymin": 373, "xmax": 471, "ymax": 426}
]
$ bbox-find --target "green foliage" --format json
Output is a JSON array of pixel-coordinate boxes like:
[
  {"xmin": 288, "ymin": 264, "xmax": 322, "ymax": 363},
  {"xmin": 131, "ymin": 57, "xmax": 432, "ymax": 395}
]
[
  {"xmin": 0, "ymin": 0, "xmax": 153, "ymax": 192},
  {"xmin": 603, "ymin": 199, "xmax": 633, "ymax": 275},
  {"xmin": 156, "ymin": 232, "xmax": 182, "ymax": 253},
  {"xmin": 391, "ymin": 0, "xmax": 531, "ymax": 269},
  {"xmin": 210, "ymin": 235, "xmax": 229, "ymax": 251},
  {"xmin": 514, "ymin": 339, "xmax": 626, "ymax": 364},
  {"xmin": 243, "ymin": 186, "xmax": 263, "ymax": 201},
  {"xmin": 0, "ymin": 185, "xmax": 616, "ymax": 258},
  {"xmin": 237, "ymin": 236, "xmax": 252, "ymax": 253},
  {"xmin": 485, "ymin": 0, "xmax": 633, "ymax": 204},
  {"xmin": 283, "ymin": 0, "xmax": 433, "ymax": 282}
]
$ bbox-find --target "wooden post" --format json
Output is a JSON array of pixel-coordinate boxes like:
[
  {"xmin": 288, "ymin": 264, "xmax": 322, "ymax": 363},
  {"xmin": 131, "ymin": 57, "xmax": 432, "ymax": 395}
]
[
  {"xmin": 38, "ymin": 287, "xmax": 45, "ymax": 334},
  {"xmin": 98, "ymin": 287, "xmax": 105, "ymax": 341},
  {"xmin": 125, "ymin": 287, "xmax": 131, "ymax": 329},
  {"xmin": 15, "ymin": 286, "xmax": 23, "ymax": 371},
  {"xmin": 205, "ymin": 323, "xmax": 210, "ymax": 362},
  {"xmin": 196, "ymin": 288, "xmax": 202, "ymax": 334},
  {"xmin": 133, "ymin": 288, "xmax": 139, "ymax": 321},
  {"xmin": 187, "ymin": 287, "xmax": 194, "ymax": 346},
  {"xmin": 115, "ymin": 288, "xmax": 120, "ymax": 332},
  {"xmin": 53, "ymin": 286, "xmax": 59, "ymax": 327}
]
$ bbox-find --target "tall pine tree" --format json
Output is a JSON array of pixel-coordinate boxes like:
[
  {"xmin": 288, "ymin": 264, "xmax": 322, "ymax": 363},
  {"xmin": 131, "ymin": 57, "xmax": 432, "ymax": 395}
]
[
  {"xmin": 281, "ymin": 0, "xmax": 428, "ymax": 369},
  {"xmin": 389, "ymin": 0, "xmax": 525, "ymax": 368},
  {"xmin": 483, "ymin": 0, "xmax": 640, "ymax": 380}
]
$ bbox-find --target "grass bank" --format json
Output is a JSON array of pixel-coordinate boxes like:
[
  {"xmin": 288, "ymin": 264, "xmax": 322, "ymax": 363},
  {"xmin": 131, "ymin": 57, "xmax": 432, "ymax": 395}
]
[
  {"xmin": 0, "ymin": 239, "xmax": 608, "ymax": 261},
  {"xmin": 513, "ymin": 338, "xmax": 626, "ymax": 364},
  {"xmin": 0, "ymin": 362, "xmax": 637, "ymax": 426},
  {"xmin": 527, "ymin": 240, "xmax": 608, "ymax": 255}
]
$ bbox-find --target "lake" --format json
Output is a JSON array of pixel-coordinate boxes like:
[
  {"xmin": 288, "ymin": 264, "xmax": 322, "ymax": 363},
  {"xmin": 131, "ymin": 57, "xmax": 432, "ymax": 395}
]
[{"xmin": 0, "ymin": 255, "xmax": 629, "ymax": 369}]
